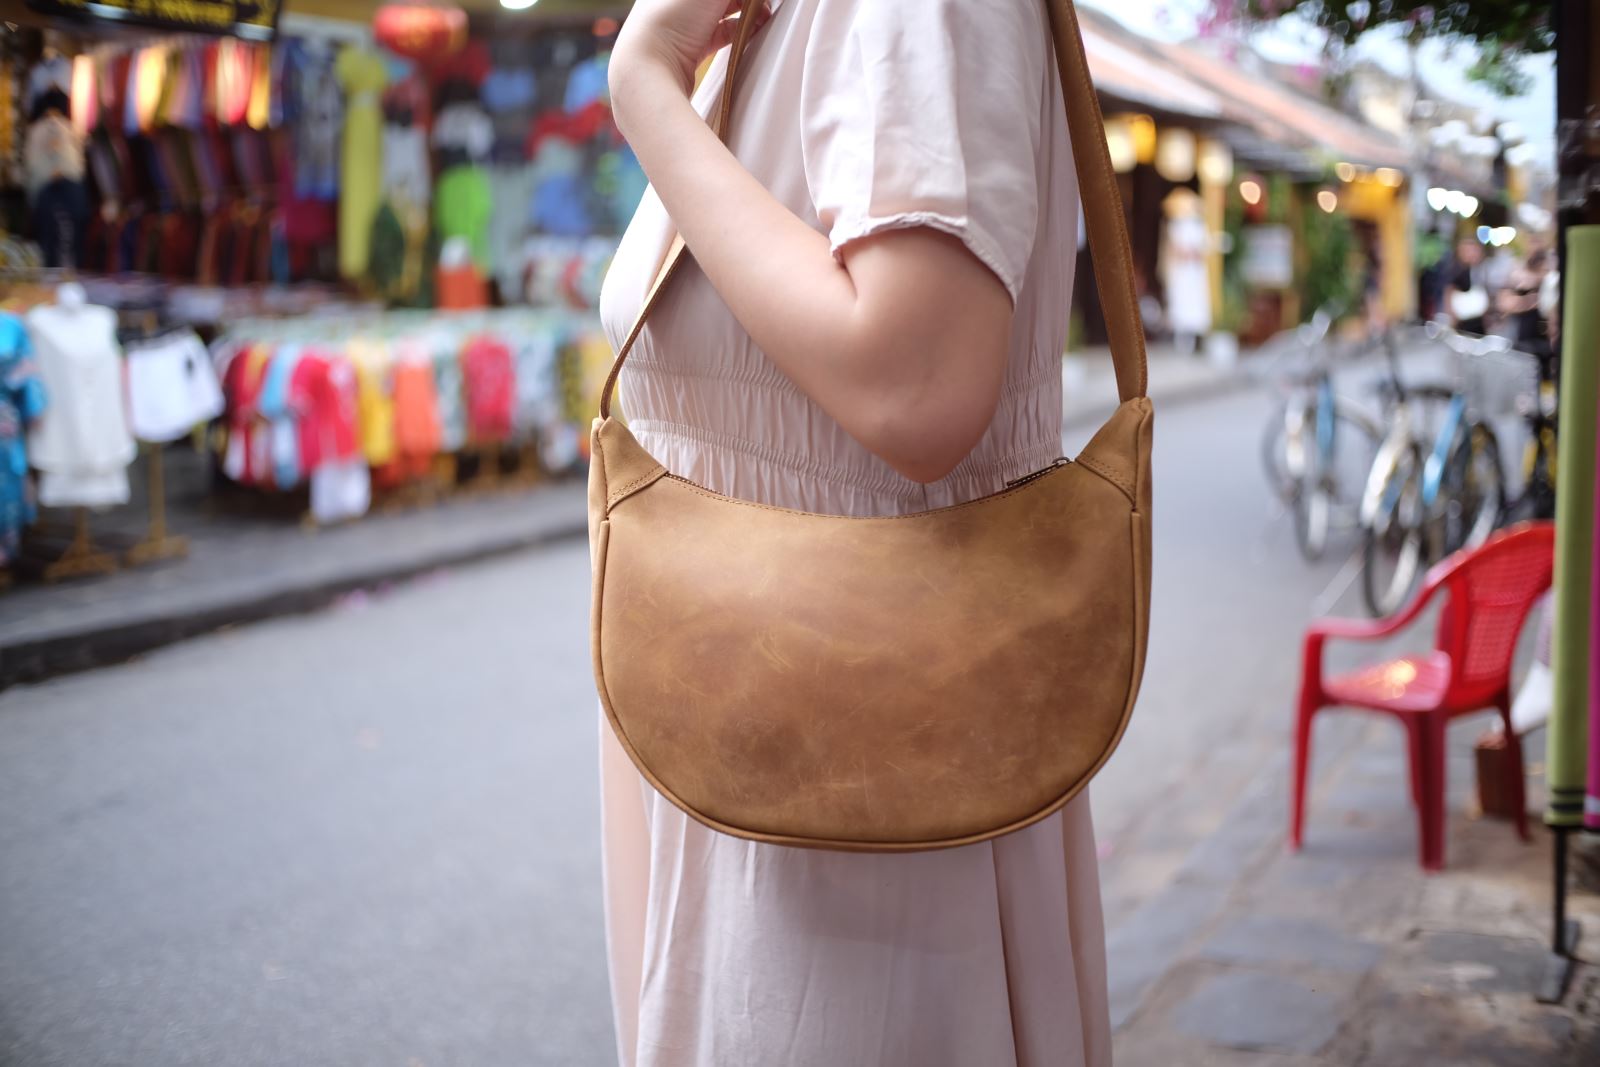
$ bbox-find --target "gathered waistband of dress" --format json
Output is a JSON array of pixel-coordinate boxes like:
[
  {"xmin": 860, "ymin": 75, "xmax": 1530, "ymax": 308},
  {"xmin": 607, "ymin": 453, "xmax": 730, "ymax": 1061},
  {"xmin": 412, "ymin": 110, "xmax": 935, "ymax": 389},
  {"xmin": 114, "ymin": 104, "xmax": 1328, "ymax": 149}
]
[
  {"xmin": 622, "ymin": 353, "xmax": 1062, "ymax": 404},
  {"xmin": 630, "ymin": 417, "xmax": 1062, "ymax": 500}
]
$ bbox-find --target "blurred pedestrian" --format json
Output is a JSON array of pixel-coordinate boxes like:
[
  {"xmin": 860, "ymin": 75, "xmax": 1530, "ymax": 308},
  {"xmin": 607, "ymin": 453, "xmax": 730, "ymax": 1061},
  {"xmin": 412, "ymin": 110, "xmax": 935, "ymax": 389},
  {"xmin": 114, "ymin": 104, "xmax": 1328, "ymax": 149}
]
[
  {"xmin": 1160, "ymin": 187, "xmax": 1211, "ymax": 357},
  {"xmin": 1498, "ymin": 247, "xmax": 1553, "ymax": 355},
  {"xmin": 1448, "ymin": 236, "xmax": 1489, "ymax": 335},
  {"xmin": 598, "ymin": 1, "xmax": 1112, "ymax": 1064}
]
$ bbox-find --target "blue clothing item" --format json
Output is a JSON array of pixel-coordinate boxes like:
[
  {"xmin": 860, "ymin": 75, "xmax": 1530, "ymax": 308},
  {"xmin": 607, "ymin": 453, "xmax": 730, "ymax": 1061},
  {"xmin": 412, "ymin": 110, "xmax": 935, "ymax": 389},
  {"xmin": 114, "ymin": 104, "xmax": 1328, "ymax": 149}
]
[
  {"xmin": 255, "ymin": 344, "xmax": 305, "ymax": 488},
  {"xmin": 0, "ymin": 314, "xmax": 45, "ymax": 565},
  {"xmin": 381, "ymin": 53, "xmax": 416, "ymax": 83},
  {"xmin": 563, "ymin": 55, "xmax": 608, "ymax": 113},
  {"xmin": 596, "ymin": 146, "xmax": 648, "ymax": 234},
  {"xmin": 532, "ymin": 172, "xmax": 591, "ymax": 237},
  {"xmin": 481, "ymin": 68, "xmax": 536, "ymax": 113}
]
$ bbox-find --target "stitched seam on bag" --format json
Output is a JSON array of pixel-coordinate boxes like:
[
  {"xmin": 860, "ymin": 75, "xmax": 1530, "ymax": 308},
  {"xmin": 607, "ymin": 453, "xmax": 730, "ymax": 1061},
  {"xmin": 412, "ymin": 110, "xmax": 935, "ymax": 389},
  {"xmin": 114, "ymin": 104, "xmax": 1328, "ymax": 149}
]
[
  {"xmin": 1077, "ymin": 455, "xmax": 1135, "ymax": 503},
  {"xmin": 607, "ymin": 466, "xmax": 666, "ymax": 510},
  {"xmin": 662, "ymin": 460, "xmax": 1091, "ymax": 519}
]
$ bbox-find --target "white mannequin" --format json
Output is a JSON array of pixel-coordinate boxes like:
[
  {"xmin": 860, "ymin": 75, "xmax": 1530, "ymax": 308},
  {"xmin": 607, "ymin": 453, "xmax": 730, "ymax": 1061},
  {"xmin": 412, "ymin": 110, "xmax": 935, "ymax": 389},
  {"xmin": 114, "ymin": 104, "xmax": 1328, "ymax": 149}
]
[{"xmin": 25, "ymin": 285, "xmax": 135, "ymax": 507}]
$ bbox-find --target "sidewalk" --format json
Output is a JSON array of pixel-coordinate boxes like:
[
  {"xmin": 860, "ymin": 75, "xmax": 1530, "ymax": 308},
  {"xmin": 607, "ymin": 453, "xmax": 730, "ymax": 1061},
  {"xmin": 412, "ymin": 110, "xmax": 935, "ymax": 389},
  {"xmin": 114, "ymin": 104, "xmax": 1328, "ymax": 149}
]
[
  {"xmin": 1103, "ymin": 706, "xmax": 1600, "ymax": 1065},
  {"xmin": 1, "ymin": 346, "xmax": 1250, "ymax": 689},
  {"xmin": 0, "ymin": 452, "xmax": 588, "ymax": 688},
  {"xmin": 1064, "ymin": 341, "xmax": 1256, "ymax": 428}
]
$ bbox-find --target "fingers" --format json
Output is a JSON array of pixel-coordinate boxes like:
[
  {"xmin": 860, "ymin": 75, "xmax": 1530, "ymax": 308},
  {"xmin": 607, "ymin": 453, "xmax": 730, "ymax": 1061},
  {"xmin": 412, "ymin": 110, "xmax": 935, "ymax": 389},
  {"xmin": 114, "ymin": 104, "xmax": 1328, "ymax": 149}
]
[{"xmin": 707, "ymin": 1, "xmax": 771, "ymax": 52}]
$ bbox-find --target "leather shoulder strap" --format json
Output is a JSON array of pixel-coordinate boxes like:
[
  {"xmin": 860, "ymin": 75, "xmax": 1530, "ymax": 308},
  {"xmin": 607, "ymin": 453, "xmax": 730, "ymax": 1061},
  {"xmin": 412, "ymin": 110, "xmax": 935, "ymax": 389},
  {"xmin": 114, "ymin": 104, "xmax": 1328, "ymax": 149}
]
[{"xmin": 601, "ymin": 0, "xmax": 1147, "ymax": 419}]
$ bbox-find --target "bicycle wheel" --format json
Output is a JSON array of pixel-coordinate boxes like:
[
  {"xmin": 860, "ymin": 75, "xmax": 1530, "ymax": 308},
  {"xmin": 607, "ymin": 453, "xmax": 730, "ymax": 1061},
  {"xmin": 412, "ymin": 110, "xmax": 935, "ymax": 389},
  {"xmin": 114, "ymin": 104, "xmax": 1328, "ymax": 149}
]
[
  {"xmin": 1292, "ymin": 442, "xmax": 1329, "ymax": 561},
  {"xmin": 1363, "ymin": 444, "xmax": 1425, "ymax": 617},
  {"xmin": 1439, "ymin": 420, "xmax": 1504, "ymax": 555},
  {"xmin": 1322, "ymin": 403, "xmax": 1383, "ymax": 531},
  {"xmin": 1261, "ymin": 400, "xmax": 1296, "ymax": 503}
]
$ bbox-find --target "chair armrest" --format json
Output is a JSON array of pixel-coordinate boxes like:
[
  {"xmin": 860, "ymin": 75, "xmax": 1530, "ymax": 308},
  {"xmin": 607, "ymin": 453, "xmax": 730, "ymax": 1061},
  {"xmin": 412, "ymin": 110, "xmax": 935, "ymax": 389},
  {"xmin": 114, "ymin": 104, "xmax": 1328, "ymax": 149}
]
[{"xmin": 1301, "ymin": 583, "xmax": 1440, "ymax": 699}]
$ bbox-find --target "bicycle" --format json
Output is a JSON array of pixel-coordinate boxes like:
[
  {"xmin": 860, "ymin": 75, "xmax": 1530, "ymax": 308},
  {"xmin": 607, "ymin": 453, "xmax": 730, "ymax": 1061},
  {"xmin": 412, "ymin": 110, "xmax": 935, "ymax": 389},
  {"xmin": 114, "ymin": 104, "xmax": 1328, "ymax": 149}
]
[
  {"xmin": 1260, "ymin": 310, "xmax": 1382, "ymax": 561},
  {"xmin": 1503, "ymin": 340, "xmax": 1558, "ymax": 522},
  {"xmin": 1360, "ymin": 325, "xmax": 1511, "ymax": 617}
]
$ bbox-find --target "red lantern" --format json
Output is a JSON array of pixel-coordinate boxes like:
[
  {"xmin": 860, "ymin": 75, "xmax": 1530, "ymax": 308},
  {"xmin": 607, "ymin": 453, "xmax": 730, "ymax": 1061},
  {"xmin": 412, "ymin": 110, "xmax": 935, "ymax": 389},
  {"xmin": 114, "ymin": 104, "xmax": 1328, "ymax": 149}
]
[{"xmin": 374, "ymin": 1, "xmax": 468, "ymax": 62}]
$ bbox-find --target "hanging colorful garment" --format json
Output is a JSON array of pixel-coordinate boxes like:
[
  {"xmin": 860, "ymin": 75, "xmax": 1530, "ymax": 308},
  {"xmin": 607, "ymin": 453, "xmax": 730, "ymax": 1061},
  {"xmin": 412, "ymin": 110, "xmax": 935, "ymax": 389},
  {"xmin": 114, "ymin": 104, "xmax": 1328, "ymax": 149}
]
[
  {"xmin": 336, "ymin": 47, "xmax": 388, "ymax": 279},
  {"xmin": 461, "ymin": 334, "xmax": 514, "ymax": 443},
  {"xmin": 388, "ymin": 343, "xmax": 442, "ymax": 482},
  {"xmin": 0, "ymin": 313, "xmax": 45, "ymax": 565},
  {"xmin": 434, "ymin": 164, "xmax": 493, "ymax": 272},
  {"xmin": 349, "ymin": 338, "xmax": 397, "ymax": 467},
  {"xmin": 431, "ymin": 334, "xmax": 467, "ymax": 452},
  {"xmin": 215, "ymin": 40, "xmax": 255, "ymax": 127},
  {"xmin": 69, "ymin": 55, "xmax": 97, "ymax": 137},
  {"xmin": 255, "ymin": 342, "xmax": 306, "ymax": 488}
]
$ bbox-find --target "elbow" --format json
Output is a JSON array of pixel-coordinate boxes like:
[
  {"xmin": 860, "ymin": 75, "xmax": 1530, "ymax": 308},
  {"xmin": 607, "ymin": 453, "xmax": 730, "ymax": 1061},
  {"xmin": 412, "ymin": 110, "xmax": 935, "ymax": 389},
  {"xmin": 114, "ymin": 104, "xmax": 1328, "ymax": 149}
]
[{"xmin": 852, "ymin": 385, "xmax": 1001, "ymax": 486}]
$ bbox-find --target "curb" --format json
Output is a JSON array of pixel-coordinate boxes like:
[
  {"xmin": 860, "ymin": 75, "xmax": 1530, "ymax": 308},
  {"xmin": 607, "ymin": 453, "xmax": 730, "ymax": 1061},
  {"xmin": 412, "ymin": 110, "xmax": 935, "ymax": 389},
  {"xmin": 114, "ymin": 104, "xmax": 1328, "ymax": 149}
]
[
  {"xmin": 1, "ymin": 516, "xmax": 590, "ymax": 691},
  {"xmin": 1063, "ymin": 364, "xmax": 1257, "ymax": 430}
]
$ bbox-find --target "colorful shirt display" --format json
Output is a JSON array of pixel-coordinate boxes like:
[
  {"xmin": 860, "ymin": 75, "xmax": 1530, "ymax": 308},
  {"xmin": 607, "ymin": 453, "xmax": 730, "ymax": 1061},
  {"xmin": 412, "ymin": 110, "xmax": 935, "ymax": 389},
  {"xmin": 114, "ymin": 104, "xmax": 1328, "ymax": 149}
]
[
  {"xmin": 335, "ymin": 47, "xmax": 389, "ymax": 280},
  {"xmin": 0, "ymin": 314, "xmax": 45, "ymax": 565},
  {"xmin": 434, "ymin": 165, "xmax": 493, "ymax": 272}
]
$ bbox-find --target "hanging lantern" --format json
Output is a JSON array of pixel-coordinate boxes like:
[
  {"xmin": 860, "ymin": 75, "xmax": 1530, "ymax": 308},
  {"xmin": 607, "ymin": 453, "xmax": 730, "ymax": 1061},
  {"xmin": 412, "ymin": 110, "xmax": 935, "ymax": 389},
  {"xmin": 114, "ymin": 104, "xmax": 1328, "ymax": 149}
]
[
  {"xmin": 1197, "ymin": 138, "xmax": 1233, "ymax": 186},
  {"xmin": 1104, "ymin": 115, "xmax": 1137, "ymax": 174},
  {"xmin": 375, "ymin": 1, "xmax": 468, "ymax": 62},
  {"xmin": 1128, "ymin": 113, "xmax": 1157, "ymax": 166},
  {"xmin": 1154, "ymin": 127, "xmax": 1196, "ymax": 182}
]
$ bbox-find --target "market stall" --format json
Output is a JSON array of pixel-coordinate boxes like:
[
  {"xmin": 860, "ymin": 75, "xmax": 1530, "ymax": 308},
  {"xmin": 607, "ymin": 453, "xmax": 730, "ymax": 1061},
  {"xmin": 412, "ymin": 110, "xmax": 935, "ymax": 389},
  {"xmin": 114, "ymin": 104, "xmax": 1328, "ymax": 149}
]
[{"xmin": 0, "ymin": 0, "xmax": 637, "ymax": 583}]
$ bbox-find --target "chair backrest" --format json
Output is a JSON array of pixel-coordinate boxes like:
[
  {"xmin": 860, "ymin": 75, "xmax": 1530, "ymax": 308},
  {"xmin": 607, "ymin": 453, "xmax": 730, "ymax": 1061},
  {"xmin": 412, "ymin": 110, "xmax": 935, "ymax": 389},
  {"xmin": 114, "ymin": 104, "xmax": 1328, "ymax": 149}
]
[{"xmin": 1429, "ymin": 523, "xmax": 1556, "ymax": 704}]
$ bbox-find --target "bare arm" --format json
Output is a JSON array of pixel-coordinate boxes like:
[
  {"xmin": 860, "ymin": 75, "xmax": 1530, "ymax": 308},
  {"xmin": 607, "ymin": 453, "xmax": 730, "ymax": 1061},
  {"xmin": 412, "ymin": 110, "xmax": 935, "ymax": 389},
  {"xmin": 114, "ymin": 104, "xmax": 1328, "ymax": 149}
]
[{"xmin": 610, "ymin": 4, "xmax": 1013, "ymax": 484}]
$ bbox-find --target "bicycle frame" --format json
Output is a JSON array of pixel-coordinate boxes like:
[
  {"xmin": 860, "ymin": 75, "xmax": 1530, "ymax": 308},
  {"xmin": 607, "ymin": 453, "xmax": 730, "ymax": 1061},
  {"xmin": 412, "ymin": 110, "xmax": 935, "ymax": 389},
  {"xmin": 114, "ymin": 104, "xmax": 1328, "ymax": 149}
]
[
  {"xmin": 1421, "ymin": 394, "xmax": 1468, "ymax": 506},
  {"xmin": 1360, "ymin": 412, "xmax": 1415, "ymax": 528}
]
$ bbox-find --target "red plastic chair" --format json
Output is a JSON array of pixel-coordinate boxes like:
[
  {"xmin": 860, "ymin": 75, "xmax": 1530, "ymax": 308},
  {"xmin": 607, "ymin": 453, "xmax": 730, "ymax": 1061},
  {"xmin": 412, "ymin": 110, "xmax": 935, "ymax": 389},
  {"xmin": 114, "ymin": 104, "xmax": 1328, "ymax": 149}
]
[{"xmin": 1290, "ymin": 522, "xmax": 1555, "ymax": 871}]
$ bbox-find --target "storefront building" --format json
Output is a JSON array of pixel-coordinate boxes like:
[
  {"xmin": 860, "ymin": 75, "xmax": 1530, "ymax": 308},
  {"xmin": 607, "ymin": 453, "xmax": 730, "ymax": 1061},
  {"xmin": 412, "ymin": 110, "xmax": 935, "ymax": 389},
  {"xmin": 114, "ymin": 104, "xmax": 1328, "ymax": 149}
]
[{"xmin": 0, "ymin": 0, "xmax": 637, "ymax": 580}]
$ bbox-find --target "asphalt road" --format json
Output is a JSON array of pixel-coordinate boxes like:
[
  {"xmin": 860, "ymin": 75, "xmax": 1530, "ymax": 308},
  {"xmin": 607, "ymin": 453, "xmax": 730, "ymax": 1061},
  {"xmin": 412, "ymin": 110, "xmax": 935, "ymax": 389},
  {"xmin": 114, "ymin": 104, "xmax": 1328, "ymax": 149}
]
[{"xmin": 0, "ymin": 381, "xmax": 1386, "ymax": 1067}]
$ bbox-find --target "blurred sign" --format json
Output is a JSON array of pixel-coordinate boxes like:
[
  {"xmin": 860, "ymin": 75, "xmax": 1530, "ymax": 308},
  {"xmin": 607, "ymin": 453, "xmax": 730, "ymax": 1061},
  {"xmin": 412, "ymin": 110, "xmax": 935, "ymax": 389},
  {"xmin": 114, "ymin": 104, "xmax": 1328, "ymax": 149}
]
[
  {"xmin": 24, "ymin": 0, "xmax": 279, "ymax": 40},
  {"xmin": 1242, "ymin": 225, "xmax": 1293, "ymax": 289}
]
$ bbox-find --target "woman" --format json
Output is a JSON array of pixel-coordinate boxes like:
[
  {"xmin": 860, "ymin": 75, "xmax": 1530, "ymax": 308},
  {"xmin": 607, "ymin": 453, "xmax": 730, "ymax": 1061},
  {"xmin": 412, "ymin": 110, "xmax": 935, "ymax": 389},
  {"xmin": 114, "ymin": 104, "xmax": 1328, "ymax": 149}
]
[{"xmin": 597, "ymin": 1, "xmax": 1110, "ymax": 1063}]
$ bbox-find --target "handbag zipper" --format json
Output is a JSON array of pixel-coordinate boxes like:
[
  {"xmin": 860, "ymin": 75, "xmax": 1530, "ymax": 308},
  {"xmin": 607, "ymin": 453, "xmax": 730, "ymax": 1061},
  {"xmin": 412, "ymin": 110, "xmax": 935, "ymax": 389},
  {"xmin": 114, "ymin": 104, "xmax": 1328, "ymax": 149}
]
[{"xmin": 1006, "ymin": 458, "xmax": 1071, "ymax": 489}]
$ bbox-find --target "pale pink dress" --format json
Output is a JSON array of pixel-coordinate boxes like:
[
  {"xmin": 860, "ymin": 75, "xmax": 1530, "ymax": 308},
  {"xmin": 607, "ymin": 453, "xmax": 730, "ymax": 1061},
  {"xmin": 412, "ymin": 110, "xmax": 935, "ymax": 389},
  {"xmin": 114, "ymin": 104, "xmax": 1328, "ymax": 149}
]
[{"xmin": 595, "ymin": 1, "xmax": 1110, "ymax": 1063}]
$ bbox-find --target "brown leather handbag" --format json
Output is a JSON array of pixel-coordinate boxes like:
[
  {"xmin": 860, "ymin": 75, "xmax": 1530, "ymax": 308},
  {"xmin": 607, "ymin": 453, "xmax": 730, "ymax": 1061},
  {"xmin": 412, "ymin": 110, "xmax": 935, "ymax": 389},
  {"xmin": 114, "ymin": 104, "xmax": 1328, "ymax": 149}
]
[{"xmin": 589, "ymin": 0, "xmax": 1151, "ymax": 852}]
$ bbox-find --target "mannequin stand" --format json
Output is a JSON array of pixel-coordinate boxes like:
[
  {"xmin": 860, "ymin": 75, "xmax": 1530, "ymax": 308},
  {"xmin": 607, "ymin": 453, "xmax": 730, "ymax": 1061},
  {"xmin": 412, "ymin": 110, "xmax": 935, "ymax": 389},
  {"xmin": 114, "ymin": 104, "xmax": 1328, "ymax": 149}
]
[
  {"xmin": 125, "ymin": 445, "xmax": 188, "ymax": 566},
  {"xmin": 514, "ymin": 442, "xmax": 544, "ymax": 488},
  {"xmin": 43, "ymin": 509, "xmax": 117, "ymax": 581},
  {"xmin": 469, "ymin": 443, "xmax": 503, "ymax": 492}
]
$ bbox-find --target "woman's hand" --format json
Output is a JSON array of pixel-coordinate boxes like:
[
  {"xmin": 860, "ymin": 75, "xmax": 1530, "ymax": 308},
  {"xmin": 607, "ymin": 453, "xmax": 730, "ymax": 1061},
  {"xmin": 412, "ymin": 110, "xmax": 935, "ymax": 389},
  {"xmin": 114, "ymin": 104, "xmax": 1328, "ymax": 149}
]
[{"xmin": 611, "ymin": 0, "xmax": 770, "ymax": 125}]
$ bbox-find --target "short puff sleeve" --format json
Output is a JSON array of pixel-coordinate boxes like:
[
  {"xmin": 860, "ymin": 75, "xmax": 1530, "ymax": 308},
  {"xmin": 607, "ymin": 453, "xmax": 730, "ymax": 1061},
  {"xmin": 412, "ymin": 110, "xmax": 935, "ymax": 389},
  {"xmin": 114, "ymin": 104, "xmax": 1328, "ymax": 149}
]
[{"xmin": 800, "ymin": 0, "xmax": 1049, "ymax": 303}]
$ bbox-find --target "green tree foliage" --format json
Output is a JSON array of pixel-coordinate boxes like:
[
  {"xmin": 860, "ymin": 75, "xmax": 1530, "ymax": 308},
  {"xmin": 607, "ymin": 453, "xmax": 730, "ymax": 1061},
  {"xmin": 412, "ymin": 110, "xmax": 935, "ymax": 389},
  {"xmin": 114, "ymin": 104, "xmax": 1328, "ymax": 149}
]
[
  {"xmin": 1226, "ymin": 2, "xmax": 1554, "ymax": 54},
  {"xmin": 1300, "ymin": 195, "xmax": 1357, "ymax": 322},
  {"xmin": 1220, "ymin": 2, "xmax": 1553, "ymax": 96}
]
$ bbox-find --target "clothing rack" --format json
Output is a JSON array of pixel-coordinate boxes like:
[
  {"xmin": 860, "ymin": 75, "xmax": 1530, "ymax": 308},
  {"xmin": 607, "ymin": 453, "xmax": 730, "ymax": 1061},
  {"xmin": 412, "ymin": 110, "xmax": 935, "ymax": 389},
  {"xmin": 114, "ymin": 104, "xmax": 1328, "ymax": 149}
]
[{"xmin": 121, "ymin": 312, "xmax": 189, "ymax": 566}]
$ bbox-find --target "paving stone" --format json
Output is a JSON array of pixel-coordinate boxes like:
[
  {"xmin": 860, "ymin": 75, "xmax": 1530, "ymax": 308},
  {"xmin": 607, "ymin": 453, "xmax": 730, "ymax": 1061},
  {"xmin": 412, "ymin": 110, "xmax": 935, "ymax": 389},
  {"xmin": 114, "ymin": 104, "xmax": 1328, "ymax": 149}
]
[
  {"xmin": 1341, "ymin": 990, "xmax": 1585, "ymax": 1067},
  {"xmin": 1295, "ymin": 817, "xmax": 1417, "ymax": 864},
  {"xmin": 1167, "ymin": 970, "xmax": 1351, "ymax": 1054},
  {"xmin": 1321, "ymin": 779, "xmax": 1411, "ymax": 816},
  {"xmin": 1405, "ymin": 931, "xmax": 1547, "ymax": 994},
  {"xmin": 1106, "ymin": 879, "xmax": 1231, "ymax": 1030},
  {"xmin": 1199, "ymin": 915, "xmax": 1383, "ymax": 974}
]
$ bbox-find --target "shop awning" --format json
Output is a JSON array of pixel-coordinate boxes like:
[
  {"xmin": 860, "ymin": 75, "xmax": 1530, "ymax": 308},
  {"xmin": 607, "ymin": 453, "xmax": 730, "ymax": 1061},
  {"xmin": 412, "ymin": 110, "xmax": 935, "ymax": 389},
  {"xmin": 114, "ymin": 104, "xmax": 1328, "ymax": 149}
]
[
  {"xmin": 1145, "ymin": 34, "xmax": 1410, "ymax": 172},
  {"xmin": 1081, "ymin": 23, "xmax": 1226, "ymax": 122}
]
